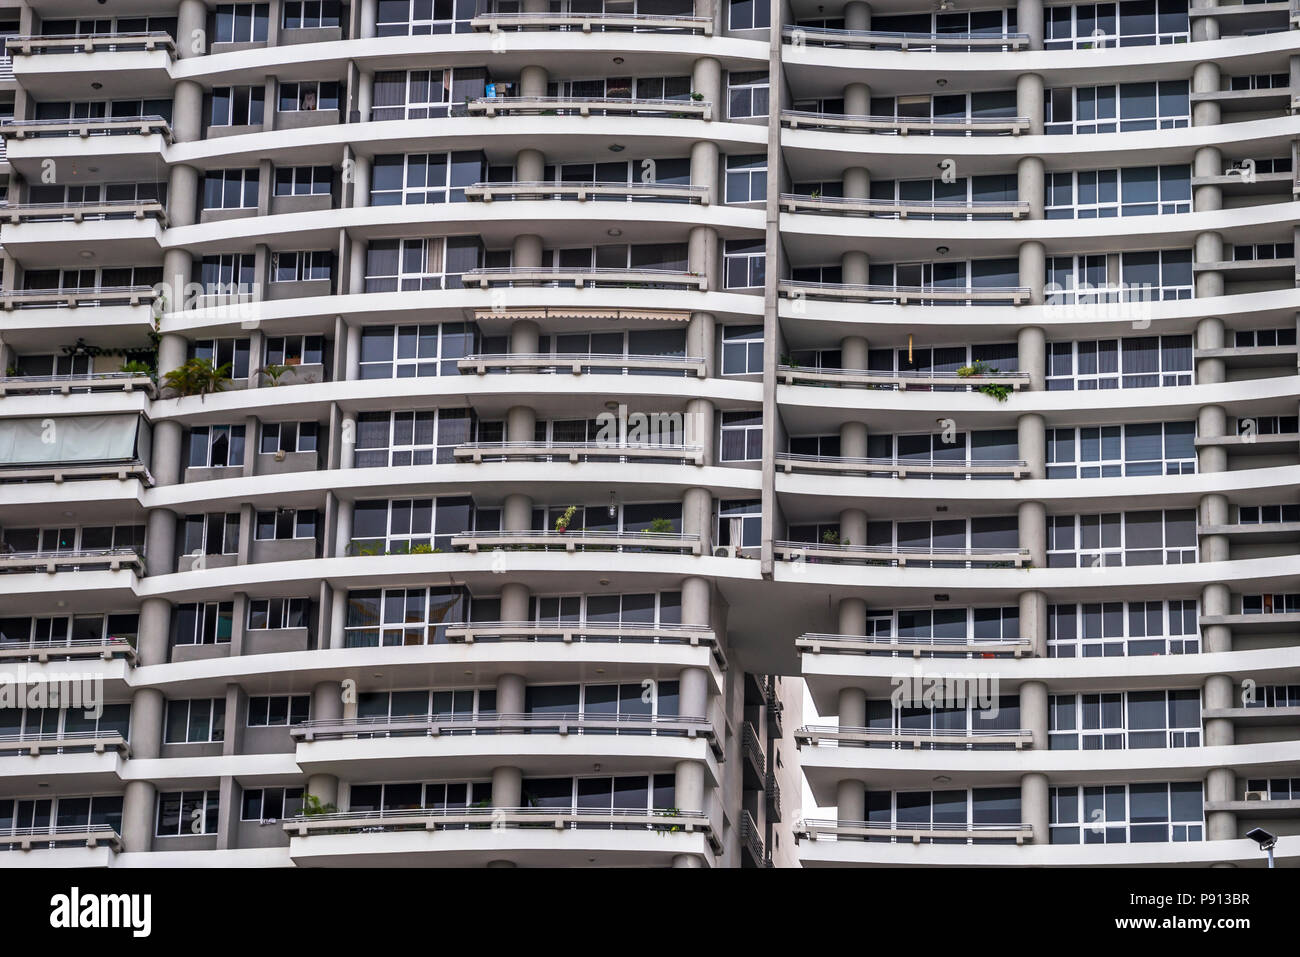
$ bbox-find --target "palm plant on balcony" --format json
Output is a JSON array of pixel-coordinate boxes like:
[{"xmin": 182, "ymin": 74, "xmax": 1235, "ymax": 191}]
[
  {"xmin": 258, "ymin": 362, "xmax": 289, "ymax": 387},
  {"xmin": 301, "ymin": 794, "xmax": 338, "ymax": 817},
  {"xmin": 957, "ymin": 359, "xmax": 1011, "ymax": 402},
  {"xmin": 119, "ymin": 359, "xmax": 153, "ymax": 376},
  {"xmin": 161, "ymin": 357, "xmax": 231, "ymax": 400},
  {"xmin": 645, "ymin": 517, "xmax": 675, "ymax": 536}
]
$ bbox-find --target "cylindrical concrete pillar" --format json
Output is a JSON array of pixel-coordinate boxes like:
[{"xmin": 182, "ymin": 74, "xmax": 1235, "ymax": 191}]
[
  {"xmin": 1018, "ymin": 590, "xmax": 1048, "ymax": 658},
  {"xmin": 1017, "ymin": 326, "xmax": 1046, "ymax": 391},
  {"xmin": 514, "ymin": 148, "xmax": 544, "ymax": 184},
  {"xmin": 1017, "ymin": 156, "xmax": 1044, "ymax": 220},
  {"xmin": 690, "ymin": 140, "xmax": 719, "ymax": 204},
  {"xmin": 842, "ymin": 166, "xmax": 870, "ymax": 200},
  {"xmin": 520, "ymin": 65, "xmax": 548, "ymax": 98},
  {"xmin": 843, "ymin": 1, "xmax": 871, "ymax": 31},
  {"xmin": 838, "ymin": 687, "xmax": 866, "ymax": 729},
  {"xmin": 687, "ymin": 312, "xmax": 716, "ymax": 377},
  {"xmin": 682, "ymin": 487, "xmax": 713, "ymax": 553},
  {"xmin": 491, "ymin": 765, "xmax": 523, "ymax": 807},
  {"xmin": 1021, "ymin": 772, "xmax": 1049, "ymax": 843},
  {"xmin": 1017, "ymin": 0, "xmax": 1044, "ymax": 50},
  {"xmin": 1020, "ymin": 680, "xmax": 1048, "ymax": 750},
  {"xmin": 506, "ymin": 405, "xmax": 536, "ymax": 443},
  {"xmin": 1196, "ymin": 404, "xmax": 1227, "ymax": 474},
  {"xmin": 682, "ymin": 576, "xmax": 710, "ymax": 626},
  {"xmin": 841, "ymin": 250, "xmax": 869, "ymax": 287},
  {"xmin": 1018, "ymin": 240, "xmax": 1046, "ymax": 305},
  {"xmin": 838, "ymin": 508, "xmax": 866, "ymax": 548},
  {"xmin": 501, "ymin": 581, "xmax": 530, "ymax": 622},
  {"xmin": 840, "ymin": 421, "xmax": 868, "ymax": 460},
  {"xmin": 1018, "ymin": 413, "xmax": 1046, "ymax": 479},
  {"xmin": 1195, "ymin": 316, "xmax": 1226, "ymax": 384},
  {"xmin": 1018, "ymin": 500, "xmax": 1046, "ymax": 567},
  {"xmin": 843, "ymin": 82, "xmax": 870, "ymax": 117},
  {"xmin": 686, "ymin": 397, "xmax": 715, "ymax": 466},
  {"xmin": 690, "ymin": 57, "xmax": 722, "ymax": 111},
  {"xmin": 137, "ymin": 598, "xmax": 172, "ymax": 666},
  {"xmin": 1201, "ymin": 582, "xmax": 1232, "ymax": 654},
  {"xmin": 1016, "ymin": 73, "xmax": 1044, "ymax": 135},
  {"xmin": 176, "ymin": 0, "xmax": 208, "ymax": 58},
  {"xmin": 679, "ymin": 667, "xmax": 709, "ymax": 719},
  {"xmin": 512, "ymin": 234, "xmax": 543, "ymax": 269},
  {"xmin": 836, "ymin": 779, "xmax": 864, "ymax": 825},
  {"xmin": 840, "ymin": 335, "xmax": 868, "ymax": 371},
  {"xmin": 1192, "ymin": 62, "xmax": 1221, "ymax": 126},
  {"xmin": 1193, "ymin": 146, "xmax": 1223, "ymax": 213},
  {"xmin": 674, "ymin": 759, "xmax": 705, "ymax": 812},
  {"xmin": 503, "ymin": 493, "xmax": 533, "ymax": 532},
  {"xmin": 171, "ymin": 80, "xmax": 204, "ymax": 143},
  {"xmin": 509, "ymin": 319, "xmax": 540, "ymax": 355},
  {"xmin": 838, "ymin": 596, "xmax": 865, "ymax": 636}
]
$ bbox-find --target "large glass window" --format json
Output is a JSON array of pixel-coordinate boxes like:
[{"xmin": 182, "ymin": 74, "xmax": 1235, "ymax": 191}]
[
  {"xmin": 214, "ymin": 4, "xmax": 269, "ymax": 43},
  {"xmin": 353, "ymin": 409, "xmax": 473, "ymax": 466},
  {"xmin": 1049, "ymin": 691, "xmax": 1201, "ymax": 749},
  {"xmin": 1050, "ymin": 782, "xmax": 1202, "ymax": 844},
  {"xmin": 1049, "ymin": 600, "xmax": 1198, "ymax": 656},
  {"xmin": 344, "ymin": 586, "xmax": 469, "ymax": 646}
]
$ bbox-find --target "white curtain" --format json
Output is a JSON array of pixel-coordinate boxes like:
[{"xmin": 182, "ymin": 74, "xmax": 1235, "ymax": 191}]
[{"xmin": 0, "ymin": 413, "xmax": 142, "ymax": 466}]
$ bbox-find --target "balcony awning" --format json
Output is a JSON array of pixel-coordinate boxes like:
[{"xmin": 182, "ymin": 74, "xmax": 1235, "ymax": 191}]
[
  {"xmin": 0, "ymin": 412, "xmax": 147, "ymax": 467},
  {"xmin": 472, "ymin": 307, "xmax": 691, "ymax": 323}
]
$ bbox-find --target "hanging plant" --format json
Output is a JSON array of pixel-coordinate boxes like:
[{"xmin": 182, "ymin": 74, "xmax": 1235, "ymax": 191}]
[{"xmin": 957, "ymin": 359, "xmax": 1012, "ymax": 402}]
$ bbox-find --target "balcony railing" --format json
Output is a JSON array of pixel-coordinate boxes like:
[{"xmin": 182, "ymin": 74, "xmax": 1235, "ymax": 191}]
[
  {"xmin": 6, "ymin": 31, "xmax": 176, "ymax": 56},
  {"xmin": 0, "ymin": 824, "xmax": 122, "ymax": 852},
  {"xmin": 0, "ymin": 460, "xmax": 152, "ymax": 484},
  {"xmin": 291, "ymin": 712, "xmax": 718, "ymax": 754},
  {"xmin": 777, "ymin": 364, "xmax": 1029, "ymax": 390},
  {"xmin": 774, "ymin": 541, "xmax": 1030, "ymax": 567},
  {"xmin": 0, "ymin": 115, "xmax": 174, "ymax": 143},
  {"xmin": 0, "ymin": 55, "xmax": 12, "ymax": 81},
  {"xmin": 471, "ymin": 12, "xmax": 713, "ymax": 33},
  {"xmin": 452, "ymin": 529, "xmax": 702, "ymax": 555},
  {"xmin": 781, "ymin": 109, "xmax": 1027, "ymax": 136},
  {"xmin": 780, "ymin": 192, "xmax": 1028, "ymax": 220},
  {"xmin": 459, "ymin": 352, "xmax": 706, "ymax": 377},
  {"xmin": 796, "ymin": 724, "xmax": 1033, "ymax": 750},
  {"xmin": 779, "ymin": 279, "xmax": 1029, "ymax": 304},
  {"xmin": 783, "ymin": 24, "xmax": 1029, "ymax": 50},
  {"xmin": 796, "ymin": 632, "xmax": 1031, "ymax": 658},
  {"xmin": 3, "ymin": 199, "xmax": 168, "ymax": 226},
  {"xmin": 469, "ymin": 96, "xmax": 712, "ymax": 121},
  {"xmin": 0, "ymin": 285, "xmax": 159, "ymax": 310},
  {"xmin": 775, "ymin": 453, "xmax": 1028, "ymax": 479},
  {"xmin": 743, "ymin": 721, "xmax": 766, "ymax": 774},
  {"xmin": 0, "ymin": 730, "xmax": 128, "ymax": 756},
  {"xmin": 796, "ymin": 818, "xmax": 1032, "ymax": 844},
  {"xmin": 284, "ymin": 806, "xmax": 715, "ymax": 846},
  {"xmin": 0, "ymin": 547, "xmax": 144, "ymax": 574},
  {"xmin": 464, "ymin": 180, "xmax": 709, "ymax": 204},
  {"xmin": 740, "ymin": 810, "xmax": 765, "ymax": 864},
  {"xmin": 464, "ymin": 266, "xmax": 707, "ymax": 290},
  {"xmin": 0, "ymin": 637, "xmax": 136, "ymax": 663},
  {"xmin": 0, "ymin": 372, "xmax": 156, "ymax": 397},
  {"xmin": 454, "ymin": 441, "xmax": 704, "ymax": 465},
  {"xmin": 444, "ymin": 620, "xmax": 725, "ymax": 667}
]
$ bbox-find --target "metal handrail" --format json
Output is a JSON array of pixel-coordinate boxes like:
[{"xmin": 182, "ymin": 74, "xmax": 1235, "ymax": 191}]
[
  {"xmin": 799, "ymin": 632, "xmax": 1029, "ymax": 649},
  {"xmin": 781, "ymin": 108, "xmax": 1027, "ymax": 132},
  {"xmin": 455, "ymin": 529, "xmax": 699, "ymax": 544},
  {"xmin": 799, "ymin": 817, "xmax": 1030, "ymax": 834},
  {"xmin": 0, "ymin": 546, "xmax": 141, "ymax": 561},
  {"xmin": 779, "ymin": 279, "xmax": 1029, "ymax": 299},
  {"xmin": 798, "ymin": 723, "xmax": 1032, "ymax": 739},
  {"xmin": 779, "ymin": 192, "xmax": 1029, "ymax": 214},
  {"xmin": 292, "ymin": 711, "xmax": 710, "ymax": 736},
  {"xmin": 775, "ymin": 540, "xmax": 1028, "ymax": 560},
  {"xmin": 456, "ymin": 440, "xmax": 700, "ymax": 453},
  {"xmin": 777, "ymin": 363, "xmax": 1028, "ymax": 383},
  {"xmin": 0, "ymin": 730, "xmax": 126, "ymax": 745},
  {"xmin": 472, "ymin": 11, "xmax": 713, "ymax": 31},
  {"xmin": 1, "ymin": 824, "xmax": 121, "ymax": 843},
  {"xmin": 466, "ymin": 180, "xmax": 706, "ymax": 199},
  {"xmin": 777, "ymin": 452, "xmax": 1027, "ymax": 471},
  {"xmin": 783, "ymin": 24, "xmax": 1029, "ymax": 48},
  {"xmin": 459, "ymin": 352, "xmax": 704, "ymax": 374},
  {"xmin": 4, "ymin": 199, "xmax": 167, "ymax": 224},
  {"xmin": 447, "ymin": 620, "xmax": 711, "ymax": 638},
  {"xmin": 0, "ymin": 371, "xmax": 153, "ymax": 388},
  {"xmin": 466, "ymin": 266, "xmax": 696, "ymax": 278},
  {"xmin": 471, "ymin": 95, "xmax": 708, "ymax": 108},
  {"xmin": 0, "ymin": 284, "xmax": 158, "ymax": 308},
  {"xmin": 284, "ymin": 806, "xmax": 710, "ymax": 835},
  {"xmin": 8, "ymin": 30, "xmax": 175, "ymax": 53},
  {"xmin": 464, "ymin": 266, "xmax": 705, "ymax": 289},
  {"xmin": 0, "ymin": 637, "xmax": 135, "ymax": 655},
  {"xmin": 0, "ymin": 115, "xmax": 173, "ymax": 142}
]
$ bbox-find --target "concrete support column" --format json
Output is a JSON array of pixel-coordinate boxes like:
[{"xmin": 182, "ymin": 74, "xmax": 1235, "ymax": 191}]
[
  {"xmin": 1017, "ymin": 326, "xmax": 1046, "ymax": 391},
  {"xmin": 509, "ymin": 319, "xmax": 540, "ymax": 355},
  {"xmin": 838, "ymin": 596, "xmax": 865, "ymax": 637},
  {"xmin": 1204, "ymin": 675, "xmax": 1238, "ymax": 841},
  {"xmin": 690, "ymin": 140, "xmax": 719, "ymax": 204},
  {"xmin": 307, "ymin": 682, "xmax": 342, "ymax": 806},
  {"xmin": 357, "ymin": 70, "xmax": 374, "ymax": 123},
  {"xmin": 177, "ymin": 0, "xmax": 208, "ymax": 58},
  {"xmin": 512, "ymin": 234, "xmax": 542, "ymax": 269},
  {"xmin": 167, "ymin": 164, "xmax": 199, "ymax": 228},
  {"xmin": 351, "ymin": 155, "xmax": 371, "ymax": 208},
  {"xmin": 1018, "ymin": 413, "xmax": 1046, "ymax": 479},
  {"xmin": 349, "ymin": 238, "xmax": 368, "ymax": 294},
  {"xmin": 842, "ymin": 166, "xmax": 870, "ymax": 200},
  {"xmin": 1018, "ymin": 240, "xmax": 1046, "ymax": 305},
  {"xmin": 686, "ymin": 396, "xmax": 715, "ymax": 466},
  {"xmin": 1190, "ymin": 0, "xmax": 1218, "ymax": 41},
  {"xmin": 682, "ymin": 487, "xmax": 713, "ymax": 554},
  {"xmin": 1196, "ymin": 404, "xmax": 1227, "ymax": 475},
  {"xmin": 344, "ymin": 322, "xmax": 361, "ymax": 380},
  {"xmin": 1017, "ymin": 156, "xmax": 1044, "ymax": 220},
  {"xmin": 1201, "ymin": 582, "xmax": 1232, "ymax": 654},
  {"xmin": 836, "ymin": 780, "xmax": 865, "ymax": 826},
  {"xmin": 515, "ymin": 148, "xmax": 544, "ymax": 184},
  {"xmin": 491, "ymin": 766, "xmax": 522, "ymax": 808},
  {"xmin": 1018, "ymin": 500, "xmax": 1046, "ymax": 568},
  {"xmin": 838, "ymin": 508, "xmax": 866, "ymax": 548},
  {"xmin": 500, "ymin": 581, "xmax": 530, "ymax": 622},
  {"xmin": 121, "ymin": 687, "xmax": 165, "ymax": 851},
  {"xmin": 840, "ymin": 251, "xmax": 869, "ymax": 287},
  {"xmin": 843, "ymin": 82, "xmax": 870, "ymax": 117},
  {"xmin": 1016, "ymin": 73, "xmax": 1044, "ymax": 136},
  {"xmin": 688, "ymin": 225, "xmax": 717, "ymax": 289},
  {"xmin": 843, "ymin": 1, "xmax": 871, "ymax": 31},
  {"xmin": 1193, "ymin": 146, "xmax": 1223, "ymax": 212},
  {"xmin": 339, "ymin": 412, "xmax": 357, "ymax": 469},
  {"xmin": 121, "ymin": 781, "xmax": 158, "ymax": 853},
  {"xmin": 1195, "ymin": 232, "xmax": 1224, "ymax": 299},
  {"xmin": 840, "ymin": 421, "xmax": 867, "ymax": 459},
  {"xmin": 840, "ymin": 335, "xmax": 868, "ymax": 371},
  {"xmin": 1021, "ymin": 772, "xmax": 1049, "ymax": 843},
  {"xmin": 171, "ymin": 80, "xmax": 204, "ymax": 144},
  {"xmin": 686, "ymin": 312, "xmax": 716, "ymax": 377},
  {"xmin": 359, "ymin": 0, "xmax": 379, "ymax": 38},
  {"xmin": 679, "ymin": 667, "xmax": 709, "ymax": 719},
  {"xmin": 503, "ymin": 493, "xmax": 533, "ymax": 532},
  {"xmin": 330, "ymin": 587, "xmax": 348, "ymax": 649},
  {"xmin": 497, "ymin": 673, "xmax": 526, "ymax": 715},
  {"xmin": 1018, "ymin": 590, "xmax": 1048, "ymax": 658},
  {"xmin": 1192, "ymin": 63, "xmax": 1221, "ymax": 128},
  {"xmin": 161, "ymin": 251, "xmax": 193, "ymax": 311},
  {"xmin": 334, "ymin": 498, "xmax": 354, "ymax": 557},
  {"xmin": 674, "ymin": 759, "xmax": 705, "ymax": 812},
  {"xmin": 306, "ymin": 774, "xmax": 339, "ymax": 809},
  {"xmin": 1195, "ymin": 316, "xmax": 1226, "ymax": 384},
  {"xmin": 506, "ymin": 405, "xmax": 536, "ymax": 444},
  {"xmin": 690, "ymin": 57, "xmax": 722, "ymax": 113},
  {"xmin": 682, "ymin": 576, "xmax": 710, "ymax": 627},
  {"xmin": 520, "ymin": 65, "xmax": 548, "ymax": 98},
  {"xmin": 137, "ymin": 597, "xmax": 171, "ymax": 666},
  {"xmin": 1020, "ymin": 680, "xmax": 1048, "ymax": 751},
  {"xmin": 1203, "ymin": 674, "xmax": 1235, "ymax": 745},
  {"xmin": 144, "ymin": 510, "xmax": 177, "ymax": 578},
  {"xmin": 1017, "ymin": 0, "xmax": 1044, "ymax": 49},
  {"xmin": 838, "ymin": 687, "xmax": 866, "ymax": 730},
  {"xmin": 1199, "ymin": 493, "xmax": 1229, "ymax": 563}
]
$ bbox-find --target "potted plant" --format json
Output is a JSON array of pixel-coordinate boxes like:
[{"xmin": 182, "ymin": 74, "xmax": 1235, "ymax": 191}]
[
  {"xmin": 259, "ymin": 362, "xmax": 289, "ymax": 387},
  {"xmin": 554, "ymin": 505, "xmax": 578, "ymax": 533},
  {"xmin": 821, "ymin": 529, "xmax": 840, "ymax": 545},
  {"xmin": 645, "ymin": 517, "xmax": 676, "ymax": 536},
  {"xmin": 119, "ymin": 359, "xmax": 153, "ymax": 376},
  {"xmin": 160, "ymin": 357, "xmax": 232, "ymax": 400},
  {"xmin": 957, "ymin": 359, "xmax": 1012, "ymax": 402},
  {"xmin": 301, "ymin": 794, "xmax": 338, "ymax": 817}
]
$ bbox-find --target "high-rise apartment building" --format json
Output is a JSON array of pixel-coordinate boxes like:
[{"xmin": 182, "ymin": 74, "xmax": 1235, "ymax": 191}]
[{"xmin": 0, "ymin": 0, "xmax": 1293, "ymax": 869}]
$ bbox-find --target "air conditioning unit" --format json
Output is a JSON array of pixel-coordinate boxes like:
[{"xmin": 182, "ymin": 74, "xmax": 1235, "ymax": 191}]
[
  {"xmin": 713, "ymin": 546, "xmax": 735, "ymax": 559},
  {"xmin": 1245, "ymin": 790, "xmax": 1269, "ymax": 802}
]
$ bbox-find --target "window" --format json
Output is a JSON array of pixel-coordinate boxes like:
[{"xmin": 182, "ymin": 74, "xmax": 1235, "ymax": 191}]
[
  {"xmin": 724, "ymin": 239, "xmax": 765, "ymax": 289},
  {"xmin": 1044, "ymin": 0, "xmax": 1189, "ymax": 48},
  {"xmin": 0, "ymin": 613, "xmax": 140, "ymax": 647},
  {"xmin": 156, "ymin": 791, "xmax": 220, "ymax": 837},
  {"xmin": 371, "ymin": 152, "xmax": 485, "ymax": 205},
  {"xmin": 724, "ymin": 154, "xmax": 766, "ymax": 204},
  {"xmin": 272, "ymin": 250, "xmax": 332, "ymax": 283},
  {"xmin": 1047, "ymin": 510, "xmax": 1196, "ymax": 567},
  {"xmin": 372, "ymin": 67, "xmax": 485, "ymax": 119},
  {"xmin": 247, "ymin": 599, "xmax": 310, "ymax": 631},
  {"xmin": 354, "ymin": 409, "xmax": 473, "ymax": 466},
  {"xmin": 1047, "ymin": 336, "xmax": 1192, "ymax": 390},
  {"xmin": 164, "ymin": 699, "xmax": 226, "ymax": 744},
  {"xmin": 278, "ymin": 81, "xmax": 339, "ymax": 113},
  {"xmin": 718, "ymin": 501, "xmax": 762, "ymax": 549},
  {"xmin": 261, "ymin": 421, "xmax": 319, "ymax": 454},
  {"xmin": 1049, "ymin": 782, "xmax": 1202, "ymax": 844},
  {"xmin": 203, "ymin": 169, "xmax": 259, "ymax": 210},
  {"xmin": 359, "ymin": 323, "xmax": 476, "ymax": 378},
  {"xmin": 264, "ymin": 335, "xmax": 324, "ymax": 367},
  {"xmin": 720, "ymin": 411, "xmax": 762, "ymax": 462},
  {"xmin": 274, "ymin": 166, "xmax": 333, "ymax": 196},
  {"xmin": 255, "ymin": 508, "xmax": 318, "ymax": 541},
  {"xmin": 1046, "ymin": 422, "xmax": 1195, "ymax": 478},
  {"xmin": 351, "ymin": 497, "xmax": 474, "ymax": 553},
  {"xmin": 210, "ymin": 86, "xmax": 265, "ymax": 126},
  {"xmin": 187, "ymin": 425, "xmax": 246, "ymax": 468},
  {"xmin": 283, "ymin": 0, "xmax": 340, "ymax": 29},
  {"xmin": 193, "ymin": 338, "xmax": 251, "ymax": 379},
  {"xmin": 181, "ymin": 513, "xmax": 241, "ymax": 556},
  {"xmin": 1045, "ymin": 80, "xmax": 1189, "ymax": 135},
  {"xmin": 1046, "ymin": 165, "xmax": 1190, "ymax": 218},
  {"xmin": 173, "ymin": 602, "xmax": 235, "ymax": 645},
  {"xmin": 1246, "ymin": 777, "xmax": 1300, "ymax": 800},
  {"xmin": 727, "ymin": 71, "xmax": 769, "ymax": 119},
  {"xmin": 729, "ymin": 0, "xmax": 771, "ymax": 29},
  {"xmin": 1050, "ymin": 691, "xmax": 1201, "ymax": 750},
  {"xmin": 344, "ymin": 586, "xmax": 469, "ymax": 646},
  {"xmin": 1237, "ymin": 414, "xmax": 1299, "ymax": 436},
  {"xmin": 365, "ymin": 237, "xmax": 481, "ymax": 291},
  {"xmin": 721, "ymin": 326, "xmax": 763, "ymax": 376},
  {"xmin": 242, "ymin": 786, "xmax": 304, "ymax": 821},
  {"xmin": 247, "ymin": 694, "xmax": 310, "ymax": 724},
  {"xmin": 1049, "ymin": 600, "xmax": 1200, "ymax": 657},
  {"xmin": 1234, "ymin": 326, "xmax": 1298, "ymax": 348},
  {"xmin": 1243, "ymin": 593, "xmax": 1300, "ymax": 615},
  {"xmin": 214, "ymin": 4, "xmax": 269, "ymax": 43},
  {"xmin": 1239, "ymin": 504, "xmax": 1300, "ymax": 525},
  {"xmin": 200, "ymin": 254, "xmax": 257, "ymax": 295},
  {"xmin": 375, "ymin": 0, "xmax": 477, "ymax": 36},
  {"xmin": 1121, "ymin": 249, "xmax": 1192, "ymax": 300},
  {"xmin": 860, "ymin": 787, "xmax": 1022, "ymax": 842}
]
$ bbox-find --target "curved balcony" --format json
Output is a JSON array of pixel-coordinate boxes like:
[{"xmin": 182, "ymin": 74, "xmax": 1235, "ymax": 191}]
[
  {"xmin": 778, "ymin": 279, "xmax": 1028, "ymax": 305},
  {"xmin": 464, "ymin": 266, "xmax": 708, "ymax": 291},
  {"xmin": 465, "ymin": 180, "xmax": 709, "ymax": 204},
  {"xmin": 458, "ymin": 352, "xmax": 706, "ymax": 377},
  {"xmin": 779, "ymin": 193, "xmax": 1028, "ymax": 220},
  {"xmin": 795, "ymin": 633, "xmax": 1032, "ymax": 659},
  {"xmin": 797, "ymin": 818, "xmax": 1033, "ymax": 845},
  {"xmin": 0, "ymin": 459, "xmax": 152, "ymax": 485},
  {"xmin": 796, "ymin": 724, "xmax": 1033, "ymax": 750},
  {"xmin": 774, "ymin": 453, "xmax": 1028, "ymax": 480},
  {"xmin": 0, "ymin": 730, "xmax": 128, "ymax": 757},
  {"xmin": 470, "ymin": 12, "xmax": 714, "ymax": 34},
  {"xmin": 783, "ymin": 25, "xmax": 1028, "ymax": 51},
  {"xmin": 0, "ymin": 637, "xmax": 136, "ymax": 665},
  {"xmin": 445, "ymin": 620, "xmax": 727, "ymax": 669},
  {"xmin": 0, "ymin": 824, "xmax": 122, "ymax": 854},
  {"xmin": 0, "ymin": 547, "xmax": 144, "ymax": 575},
  {"xmin": 0, "ymin": 372, "xmax": 155, "ymax": 397},
  {"xmin": 6, "ymin": 32, "xmax": 176, "ymax": 56},
  {"xmin": 453, "ymin": 441, "xmax": 704, "ymax": 466},
  {"xmin": 774, "ymin": 541, "xmax": 1030, "ymax": 568},
  {"xmin": 780, "ymin": 109, "xmax": 1028, "ymax": 136},
  {"xmin": 468, "ymin": 95, "xmax": 713, "ymax": 121},
  {"xmin": 3, "ymin": 199, "xmax": 167, "ymax": 226},
  {"xmin": 777, "ymin": 364, "xmax": 1029, "ymax": 392},
  {"xmin": 451, "ymin": 529, "xmax": 703, "ymax": 556},
  {"xmin": 0, "ymin": 285, "xmax": 159, "ymax": 311},
  {"xmin": 0, "ymin": 114, "xmax": 172, "ymax": 142}
]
